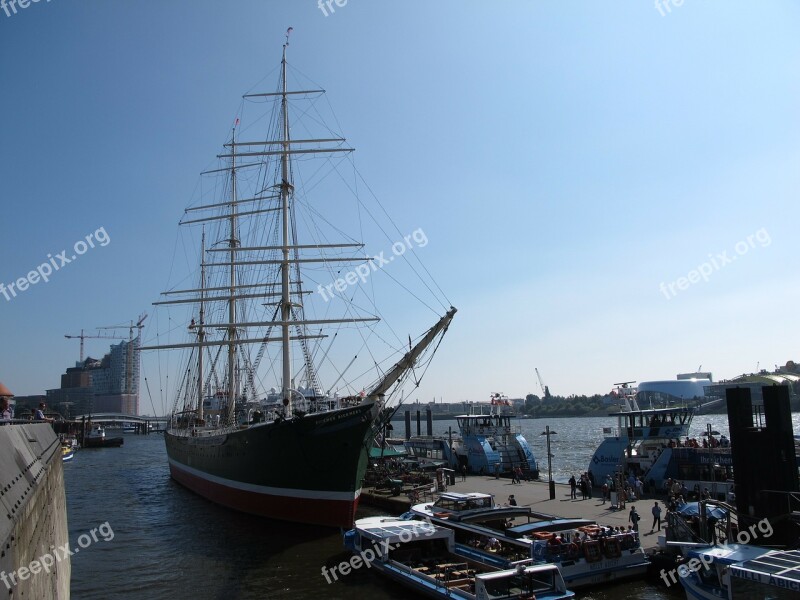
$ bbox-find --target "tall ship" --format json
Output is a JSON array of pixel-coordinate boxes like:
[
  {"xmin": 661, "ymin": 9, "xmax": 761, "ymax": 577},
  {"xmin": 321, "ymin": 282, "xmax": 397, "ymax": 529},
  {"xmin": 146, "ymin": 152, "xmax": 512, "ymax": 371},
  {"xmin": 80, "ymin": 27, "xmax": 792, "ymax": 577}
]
[{"xmin": 143, "ymin": 33, "xmax": 455, "ymax": 528}]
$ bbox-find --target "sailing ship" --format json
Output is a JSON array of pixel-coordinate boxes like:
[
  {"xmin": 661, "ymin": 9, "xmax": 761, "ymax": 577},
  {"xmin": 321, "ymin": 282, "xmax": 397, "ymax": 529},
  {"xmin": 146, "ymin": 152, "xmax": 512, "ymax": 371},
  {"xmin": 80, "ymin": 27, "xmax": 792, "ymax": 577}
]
[{"xmin": 142, "ymin": 33, "xmax": 455, "ymax": 528}]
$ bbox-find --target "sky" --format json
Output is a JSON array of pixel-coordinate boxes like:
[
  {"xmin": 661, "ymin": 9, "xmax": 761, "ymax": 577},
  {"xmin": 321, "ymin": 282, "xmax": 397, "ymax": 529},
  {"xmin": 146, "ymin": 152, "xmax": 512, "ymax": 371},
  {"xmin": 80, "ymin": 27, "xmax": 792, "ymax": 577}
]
[{"xmin": 1, "ymin": 1, "xmax": 799, "ymax": 414}]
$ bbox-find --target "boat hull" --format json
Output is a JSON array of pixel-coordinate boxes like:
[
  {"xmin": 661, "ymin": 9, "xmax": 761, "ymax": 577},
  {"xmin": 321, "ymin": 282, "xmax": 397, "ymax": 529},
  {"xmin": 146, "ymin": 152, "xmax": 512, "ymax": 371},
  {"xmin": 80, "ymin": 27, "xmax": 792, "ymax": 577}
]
[{"xmin": 165, "ymin": 402, "xmax": 374, "ymax": 528}]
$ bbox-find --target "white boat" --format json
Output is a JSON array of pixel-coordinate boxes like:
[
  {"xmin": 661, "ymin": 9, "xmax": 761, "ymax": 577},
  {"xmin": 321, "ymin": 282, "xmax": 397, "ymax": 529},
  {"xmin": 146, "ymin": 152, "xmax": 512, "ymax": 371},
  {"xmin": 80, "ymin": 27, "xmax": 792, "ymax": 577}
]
[
  {"xmin": 678, "ymin": 544, "xmax": 800, "ymax": 599},
  {"xmin": 344, "ymin": 515, "xmax": 575, "ymax": 599},
  {"xmin": 587, "ymin": 398, "xmax": 734, "ymax": 500},
  {"xmin": 411, "ymin": 492, "xmax": 650, "ymax": 588}
]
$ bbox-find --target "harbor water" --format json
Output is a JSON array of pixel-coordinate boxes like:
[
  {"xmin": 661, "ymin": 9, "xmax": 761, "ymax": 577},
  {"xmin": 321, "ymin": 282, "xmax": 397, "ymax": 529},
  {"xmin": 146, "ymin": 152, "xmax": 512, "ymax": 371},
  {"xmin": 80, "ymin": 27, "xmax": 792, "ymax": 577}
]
[{"xmin": 64, "ymin": 413, "xmax": 799, "ymax": 599}]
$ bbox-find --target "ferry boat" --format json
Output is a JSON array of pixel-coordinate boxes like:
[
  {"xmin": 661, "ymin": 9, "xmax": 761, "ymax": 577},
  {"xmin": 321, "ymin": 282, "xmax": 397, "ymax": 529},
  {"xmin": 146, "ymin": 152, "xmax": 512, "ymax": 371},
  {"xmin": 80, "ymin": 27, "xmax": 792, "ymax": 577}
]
[
  {"xmin": 679, "ymin": 544, "xmax": 800, "ymax": 599},
  {"xmin": 405, "ymin": 395, "xmax": 539, "ymax": 478},
  {"xmin": 587, "ymin": 397, "xmax": 733, "ymax": 499},
  {"xmin": 411, "ymin": 492, "xmax": 649, "ymax": 588},
  {"xmin": 344, "ymin": 515, "xmax": 575, "ymax": 599}
]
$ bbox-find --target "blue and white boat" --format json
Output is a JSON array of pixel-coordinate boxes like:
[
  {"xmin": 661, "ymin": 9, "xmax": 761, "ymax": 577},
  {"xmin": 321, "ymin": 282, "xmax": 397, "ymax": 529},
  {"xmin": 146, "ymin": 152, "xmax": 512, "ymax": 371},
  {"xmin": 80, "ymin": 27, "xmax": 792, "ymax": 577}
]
[
  {"xmin": 344, "ymin": 516, "xmax": 574, "ymax": 599},
  {"xmin": 405, "ymin": 397, "xmax": 539, "ymax": 478},
  {"xmin": 411, "ymin": 492, "xmax": 650, "ymax": 588},
  {"xmin": 587, "ymin": 399, "xmax": 734, "ymax": 499},
  {"xmin": 678, "ymin": 544, "xmax": 800, "ymax": 599}
]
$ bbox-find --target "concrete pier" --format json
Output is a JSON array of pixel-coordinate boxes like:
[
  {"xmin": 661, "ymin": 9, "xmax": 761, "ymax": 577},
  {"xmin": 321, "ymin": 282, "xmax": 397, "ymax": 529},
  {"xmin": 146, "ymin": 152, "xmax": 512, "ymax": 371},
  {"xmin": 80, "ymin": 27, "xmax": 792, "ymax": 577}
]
[
  {"xmin": 0, "ymin": 423, "xmax": 70, "ymax": 599},
  {"xmin": 363, "ymin": 476, "xmax": 665, "ymax": 553}
]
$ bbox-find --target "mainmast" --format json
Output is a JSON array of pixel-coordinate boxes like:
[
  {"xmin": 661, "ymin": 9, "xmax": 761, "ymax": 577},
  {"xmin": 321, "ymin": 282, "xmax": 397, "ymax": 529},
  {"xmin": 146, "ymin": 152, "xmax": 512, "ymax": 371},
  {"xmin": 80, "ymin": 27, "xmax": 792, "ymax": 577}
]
[
  {"xmin": 227, "ymin": 123, "xmax": 239, "ymax": 424},
  {"xmin": 279, "ymin": 40, "xmax": 293, "ymax": 414}
]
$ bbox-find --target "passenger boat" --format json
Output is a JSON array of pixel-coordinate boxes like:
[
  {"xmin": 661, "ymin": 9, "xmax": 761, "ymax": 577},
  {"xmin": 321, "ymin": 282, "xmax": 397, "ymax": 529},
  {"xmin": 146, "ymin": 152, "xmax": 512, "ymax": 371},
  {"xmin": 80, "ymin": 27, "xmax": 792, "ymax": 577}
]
[
  {"xmin": 344, "ymin": 516, "xmax": 575, "ymax": 599},
  {"xmin": 411, "ymin": 492, "xmax": 649, "ymax": 588},
  {"xmin": 587, "ymin": 398, "xmax": 734, "ymax": 500},
  {"xmin": 83, "ymin": 425, "xmax": 124, "ymax": 448},
  {"xmin": 678, "ymin": 544, "xmax": 800, "ymax": 599},
  {"xmin": 140, "ymin": 31, "xmax": 455, "ymax": 528},
  {"xmin": 404, "ymin": 396, "xmax": 539, "ymax": 478}
]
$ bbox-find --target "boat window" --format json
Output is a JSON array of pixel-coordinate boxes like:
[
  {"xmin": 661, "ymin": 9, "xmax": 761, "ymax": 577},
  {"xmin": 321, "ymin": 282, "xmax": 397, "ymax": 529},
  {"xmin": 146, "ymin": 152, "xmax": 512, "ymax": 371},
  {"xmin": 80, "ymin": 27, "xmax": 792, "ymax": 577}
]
[
  {"xmin": 731, "ymin": 579, "xmax": 797, "ymax": 599},
  {"xmin": 482, "ymin": 571, "xmax": 555, "ymax": 598}
]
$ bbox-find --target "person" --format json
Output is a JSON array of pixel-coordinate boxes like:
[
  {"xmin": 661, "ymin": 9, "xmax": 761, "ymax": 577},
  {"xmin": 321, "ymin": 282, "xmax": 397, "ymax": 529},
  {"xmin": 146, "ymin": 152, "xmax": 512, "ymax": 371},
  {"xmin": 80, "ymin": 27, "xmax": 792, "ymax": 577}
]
[
  {"xmin": 1, "ymin": 398, "xmax": 13, "ymax": 421},
  {"xmin": 601, "ymin": 482, "xmax": 609, "ymax": 504},
  {"xmin": 629, "ymin": 505, "xmax": 640, "ymax": 532},
  {"xmin": 569, "ymin": 475, "xmax": 577, "ymax": 500},
  {"xmin": 508, "ymin": 494, "xmax": 518, "ymax": 506},
  {"xmin": 650, "ymin": 501, "xmax": 662, "ymax": 533},
  {"xmin": 511, "ymin": 467, "xmax": 519, "ymax": 484},
  {"xmin": 461, "ymin": 464, "xmax": 467, "ymax": 482},
  {"xmin": 485, "ymin": 537, "xmax": 501, "ymax": 552},
  {"xmin": 34, "ymin": 402, "xmax": 52, "ymax": 422}
]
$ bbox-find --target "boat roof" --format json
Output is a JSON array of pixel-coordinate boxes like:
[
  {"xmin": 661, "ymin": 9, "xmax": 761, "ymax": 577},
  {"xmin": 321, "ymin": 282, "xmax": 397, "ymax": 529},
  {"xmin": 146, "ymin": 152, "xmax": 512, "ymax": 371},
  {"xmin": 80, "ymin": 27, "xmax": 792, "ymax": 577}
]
[
  {"xmin": 451, "ymin": 507, "xmax": 533, "ymax": 523},
  {"xmin": 685, "ymin": 544, "xmax": 780, "ymax": 565},
  {"xmin": 607, "ymin": 406, "xmax": 692, "ymax": 417},
  {"xmin": 354, "ymin": 516, "xmax": 447, "ymax": 544},
  {"xmin": 437, "ymin": 492, "xmax": 493, "ymax": 501},
  {"xmin": 507, "ymin": 518, "xmax": 596, "ymax": 537},
  {"xmin": 730, "ymin": 549, "xmax": 800, "ymax": 589}
]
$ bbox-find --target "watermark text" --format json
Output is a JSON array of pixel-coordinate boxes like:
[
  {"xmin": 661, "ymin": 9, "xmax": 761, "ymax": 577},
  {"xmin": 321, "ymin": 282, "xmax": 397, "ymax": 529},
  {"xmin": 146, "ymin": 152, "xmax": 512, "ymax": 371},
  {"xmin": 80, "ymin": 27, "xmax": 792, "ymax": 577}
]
[{"xmin": 1, "ymin": 227, "xmax": 111, "ymax": 303}]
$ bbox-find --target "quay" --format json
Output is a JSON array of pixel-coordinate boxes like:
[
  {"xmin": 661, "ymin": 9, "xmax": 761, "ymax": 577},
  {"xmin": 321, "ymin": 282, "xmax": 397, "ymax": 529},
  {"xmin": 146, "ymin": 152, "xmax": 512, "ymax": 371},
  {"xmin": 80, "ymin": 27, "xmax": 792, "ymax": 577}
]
[{"xmin": 363, "ymin": 476, "xmax": 665, "ymax": 553}]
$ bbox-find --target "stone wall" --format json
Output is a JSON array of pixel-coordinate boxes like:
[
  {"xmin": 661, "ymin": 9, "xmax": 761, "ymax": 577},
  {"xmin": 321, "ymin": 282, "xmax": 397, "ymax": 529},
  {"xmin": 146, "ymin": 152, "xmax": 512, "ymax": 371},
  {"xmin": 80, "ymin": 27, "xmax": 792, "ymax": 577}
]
[{"xmin": 0, "ymin": 423, "xmax": 70, "ymax": 599}]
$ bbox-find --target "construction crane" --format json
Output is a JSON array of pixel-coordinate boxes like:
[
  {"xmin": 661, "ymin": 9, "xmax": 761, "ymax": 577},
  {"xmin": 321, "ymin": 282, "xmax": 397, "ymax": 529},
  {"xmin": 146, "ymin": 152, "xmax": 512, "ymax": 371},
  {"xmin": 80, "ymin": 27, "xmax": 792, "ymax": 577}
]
[
  {"xmin": 98, "ymin": 312, "xmax": 148, "ymax": 342},
  {"xmin": 535, "ymin": 368, "xmax": 552, "ymax": 400},
  {"xmin": 64, "ymin": 330, "xmax": 127, "ymax": 363}
]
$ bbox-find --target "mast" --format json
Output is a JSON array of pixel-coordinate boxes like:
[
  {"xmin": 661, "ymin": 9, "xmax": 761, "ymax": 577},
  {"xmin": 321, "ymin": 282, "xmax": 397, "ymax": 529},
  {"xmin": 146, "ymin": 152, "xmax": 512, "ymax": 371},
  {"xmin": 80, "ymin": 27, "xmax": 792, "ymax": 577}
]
[
  {"xmin": 368, "ymin": 307, "xmax": 457, "ymax": 399},
  {"xmin": 279, "ymin": 40, "xmax": 293, "ymax": 414},
  {"xmin": 197, "ymin": 229, "xmax": 206, "ymax": 422},
  {"xmin": 227, "ymin": 123, "xmax": 238, "ymax": 425}
]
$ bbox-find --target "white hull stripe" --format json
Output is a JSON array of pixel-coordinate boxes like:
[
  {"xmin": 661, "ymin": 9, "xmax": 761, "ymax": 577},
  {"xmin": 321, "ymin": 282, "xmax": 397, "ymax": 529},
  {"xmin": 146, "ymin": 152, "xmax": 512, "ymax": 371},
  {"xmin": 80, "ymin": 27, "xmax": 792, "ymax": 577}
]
[{"xmin": 168, "ymin": 458, "xmax": 362, "ymax": 502}]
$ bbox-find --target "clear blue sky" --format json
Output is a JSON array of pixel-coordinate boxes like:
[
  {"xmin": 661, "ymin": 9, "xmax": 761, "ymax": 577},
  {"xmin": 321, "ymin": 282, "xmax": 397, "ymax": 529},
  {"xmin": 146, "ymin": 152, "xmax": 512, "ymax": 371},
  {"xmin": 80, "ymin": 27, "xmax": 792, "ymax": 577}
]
[{"xmin": 1, "ymin": 1, "xmax": 798, "ymax": 414}]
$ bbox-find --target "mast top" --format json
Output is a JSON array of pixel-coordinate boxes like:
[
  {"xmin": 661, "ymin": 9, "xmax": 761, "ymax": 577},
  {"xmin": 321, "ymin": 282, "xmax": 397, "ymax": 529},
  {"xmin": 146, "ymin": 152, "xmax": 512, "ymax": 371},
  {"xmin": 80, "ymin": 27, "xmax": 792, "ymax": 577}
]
[{"xmin": 284, "ymin": 27, "xmax": 293, "ymax": 52}]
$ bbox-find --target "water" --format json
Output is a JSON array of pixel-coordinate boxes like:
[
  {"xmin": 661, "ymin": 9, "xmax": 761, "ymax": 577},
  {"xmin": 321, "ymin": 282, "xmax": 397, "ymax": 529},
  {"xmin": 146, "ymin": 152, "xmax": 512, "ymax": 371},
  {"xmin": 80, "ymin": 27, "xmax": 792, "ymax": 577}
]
[{"xmin": 66, "ymin": 414, "xmax": 800, "ymax": 598}]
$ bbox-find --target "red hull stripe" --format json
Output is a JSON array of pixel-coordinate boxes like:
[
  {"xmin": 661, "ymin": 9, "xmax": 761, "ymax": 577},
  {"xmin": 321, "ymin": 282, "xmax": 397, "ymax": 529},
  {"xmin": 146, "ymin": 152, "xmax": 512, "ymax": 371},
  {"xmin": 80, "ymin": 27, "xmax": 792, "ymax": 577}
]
[
  {"xmin": 168, "ymin": 458, "xmax": 361, "ymax": 501},
  {"xmin": 169, "ymin": 460, "xmax": 362, "ymax": 527}
]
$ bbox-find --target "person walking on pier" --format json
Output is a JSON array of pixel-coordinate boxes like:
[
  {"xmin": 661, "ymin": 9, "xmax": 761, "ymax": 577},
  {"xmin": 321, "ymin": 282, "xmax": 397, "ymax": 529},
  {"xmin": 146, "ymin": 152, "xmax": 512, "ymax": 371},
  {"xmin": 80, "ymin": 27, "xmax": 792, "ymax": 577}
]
[
  {"xmin": 629, "ymin": 505, "xmax": 640, "ymax": 532},
  {"xmin": 461, "ymin": 464, "xmax": 467, "ymax": 482},
  {"xmin": 569, "ymin": 475, "xmax": 577, "ymax": 500},
  {"xmin": 650, "ymin": 501, "xmax": 662, "ymax": 533}
]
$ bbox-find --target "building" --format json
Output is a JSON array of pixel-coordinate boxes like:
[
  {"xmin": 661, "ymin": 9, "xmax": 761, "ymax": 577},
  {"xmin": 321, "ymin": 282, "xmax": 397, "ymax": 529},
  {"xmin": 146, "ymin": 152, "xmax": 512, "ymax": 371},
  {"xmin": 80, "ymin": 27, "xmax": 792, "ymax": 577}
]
[{"xmin": 46, "ymin": 337, "xmax": 140, "ymax": 416}]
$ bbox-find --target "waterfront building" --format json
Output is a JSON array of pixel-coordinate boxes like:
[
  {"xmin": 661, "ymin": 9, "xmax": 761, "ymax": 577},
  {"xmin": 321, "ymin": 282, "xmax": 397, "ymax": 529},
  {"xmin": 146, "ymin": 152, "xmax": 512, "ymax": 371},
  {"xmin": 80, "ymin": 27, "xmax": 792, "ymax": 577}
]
[{"xmin": 46, "ymin": 337, "xmax": 140, "ymax": 415}]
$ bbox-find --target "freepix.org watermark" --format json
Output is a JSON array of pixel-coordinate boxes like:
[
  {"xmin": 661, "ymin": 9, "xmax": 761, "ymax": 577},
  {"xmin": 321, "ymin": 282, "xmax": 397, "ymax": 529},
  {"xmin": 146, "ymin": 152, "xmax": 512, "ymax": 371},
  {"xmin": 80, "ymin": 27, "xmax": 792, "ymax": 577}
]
[
  {"xmin": 659, "ymin": 228, "xmax": 770, "ymax": 300},
  {"xmin": 317, "ymin": 228, "xmax": 428, "ymax": 302},
  {"xmin": 1, "ymin": 521, "xmax": 114, "ymax": 590},
  {"xmin": 659, "ymin": 517, "xmax": 773, "ymax": 588},
  {"xmin": 321, "ymin": 518, "xmax": 435, "ymax": 584},
  {"xmin": 1, "ymin": 0, "xmax": 54, "ymax": 18},
  {"xmin": 317, "ymin": 0, "xmax": 348, "ymax": 17},
  {"xmin": 0, "ymin": 227, "xmax": 110, "ymax": 303},
  {"xmin": 655, "ymin": 0, "xmax": 687, "ymax": 17}
]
